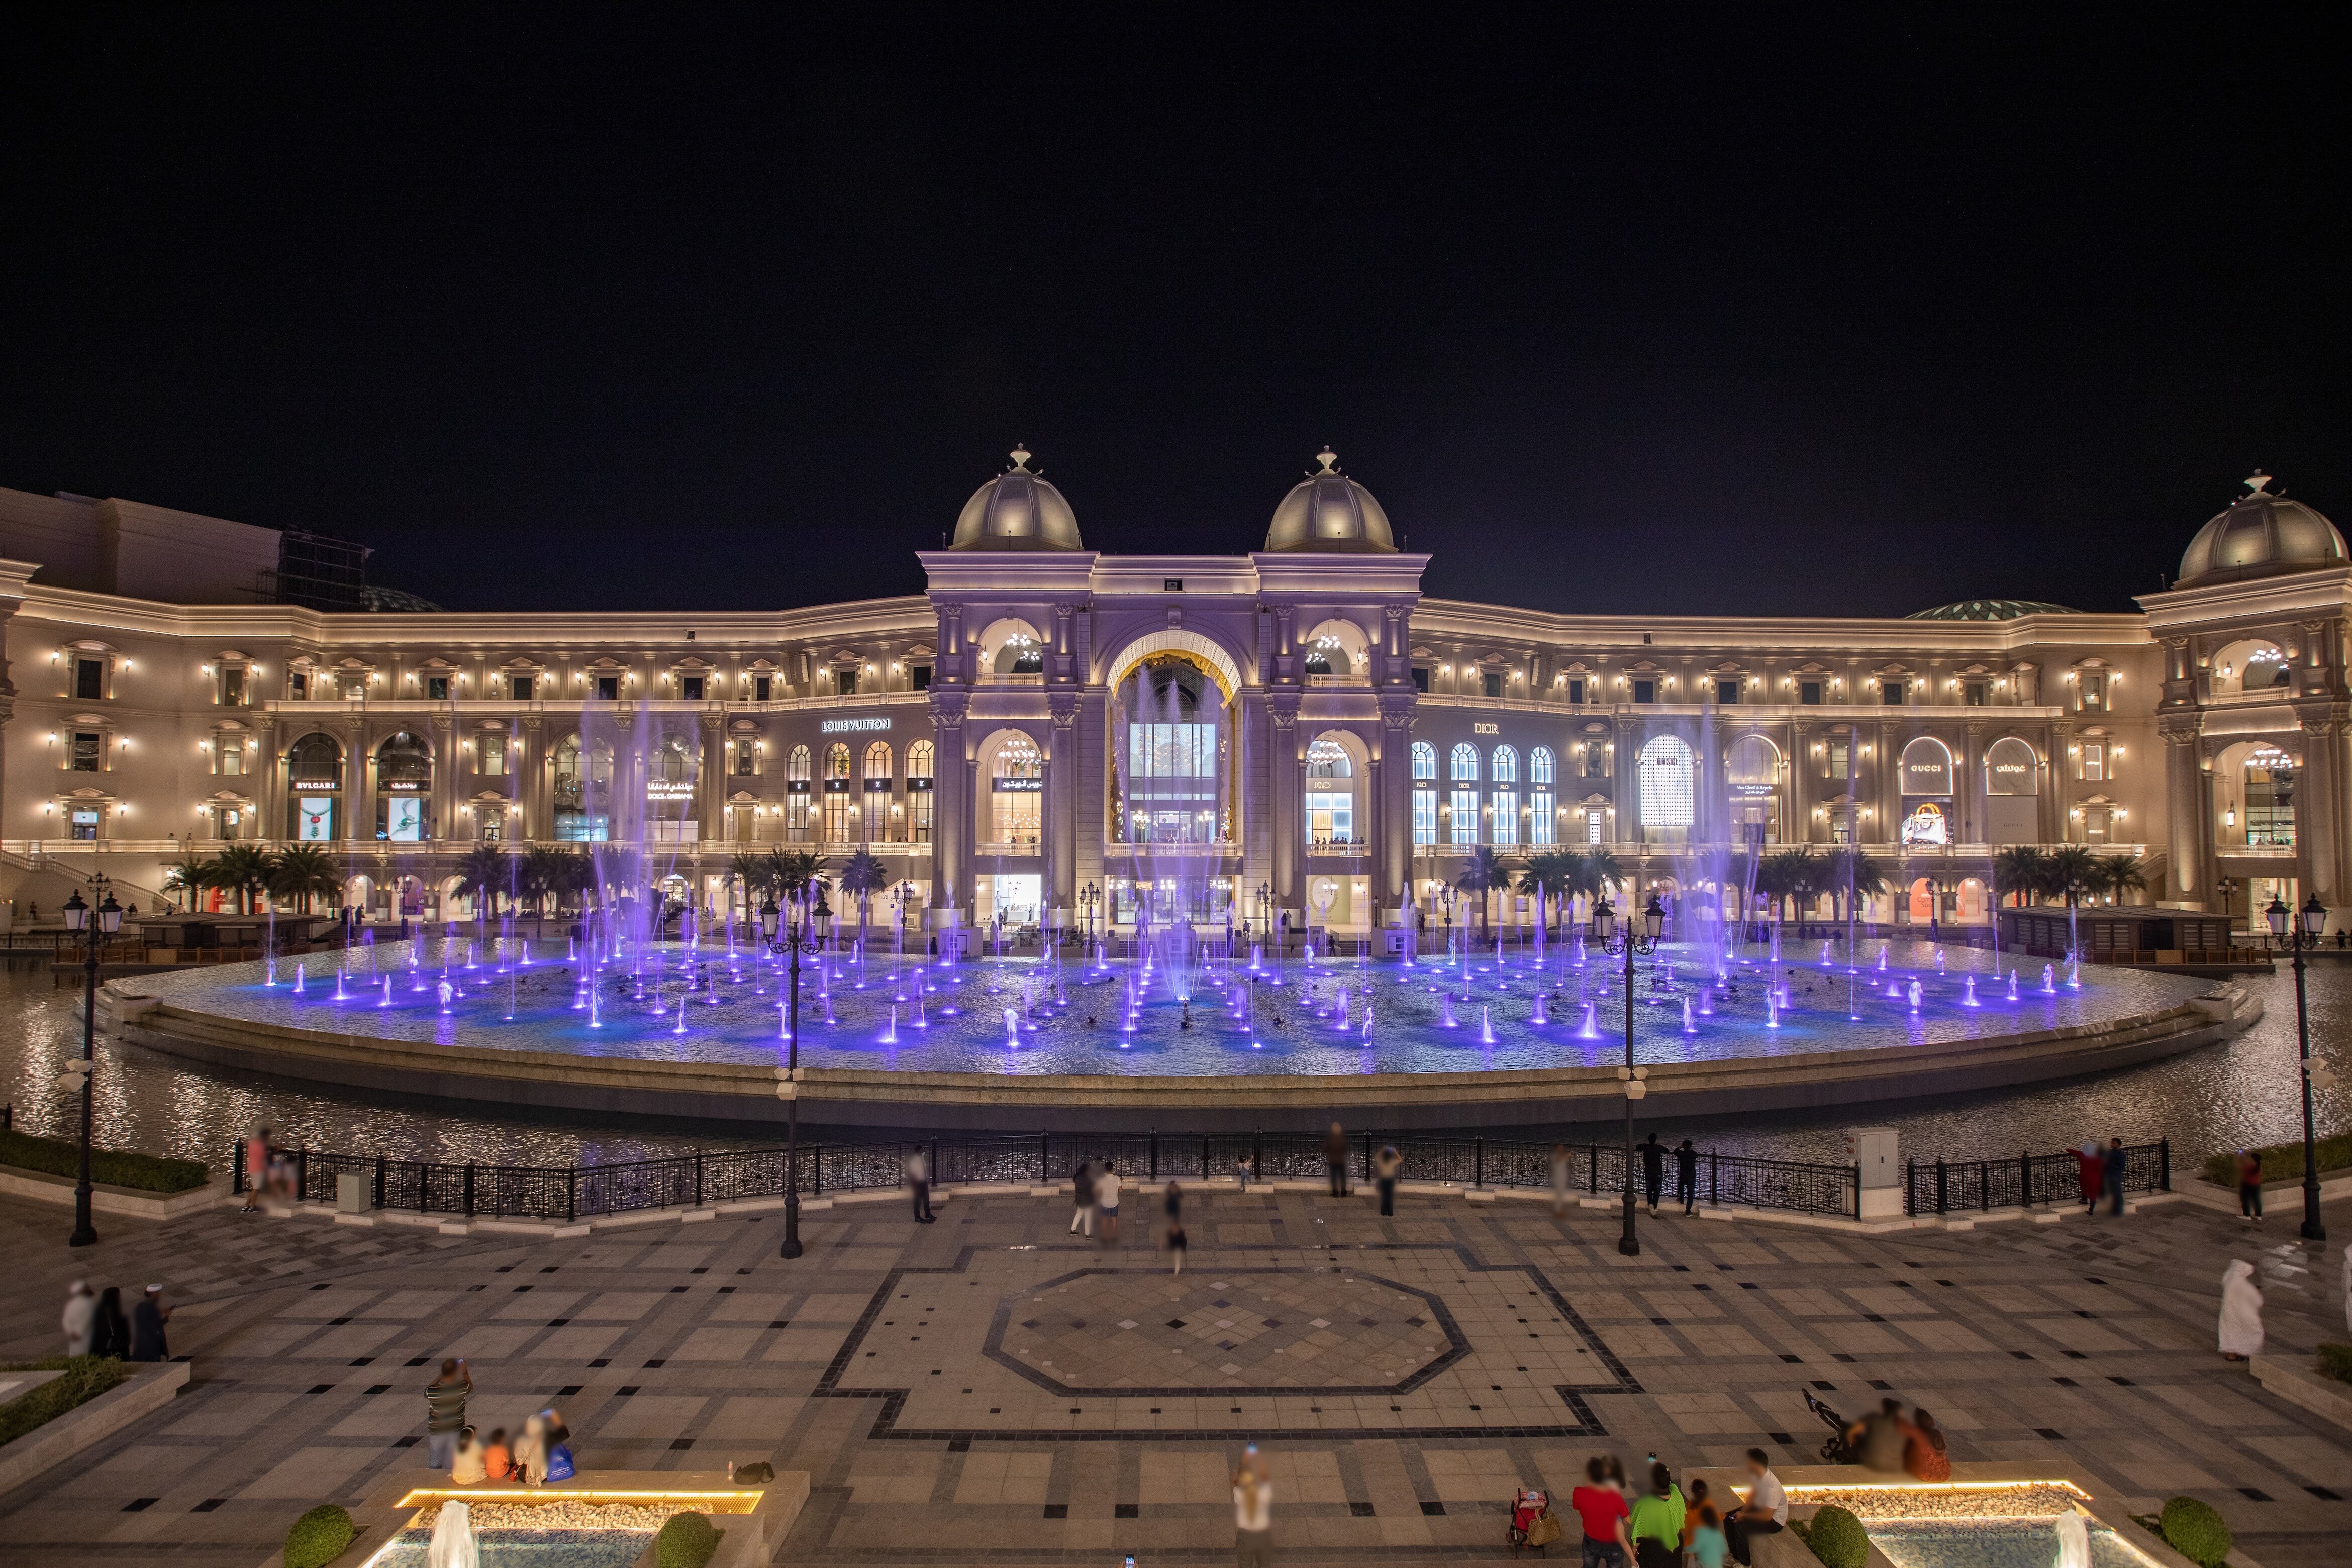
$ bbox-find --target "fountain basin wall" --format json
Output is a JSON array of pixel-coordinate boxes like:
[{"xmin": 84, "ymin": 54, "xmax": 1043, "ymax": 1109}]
[{"xmin": 101, "ymin": 986, "xmax": 2255, "ymax": 1133}]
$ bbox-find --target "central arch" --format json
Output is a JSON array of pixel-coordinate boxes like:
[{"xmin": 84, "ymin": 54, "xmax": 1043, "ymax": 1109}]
[{"xmin": 1102, "ymin": 628, "xmax": 1243, "ymax": 704}]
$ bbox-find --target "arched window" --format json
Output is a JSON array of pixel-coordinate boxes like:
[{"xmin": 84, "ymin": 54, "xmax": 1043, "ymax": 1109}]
[
  {"xmin": 1529, "ymin": 747, "xmax": 1556, "ymax": 847},
  {"xmin": 1636, "ymin": 734, "xmax": 1696, "ymax": 833},
  {"xmin": 1899, "ymin": 736, "xmax": 1954, "ymax": 795},
  {"xmin": 552, "ymin": 734, "xmax": 614, "ymax": 842},
  {"xmin": 1449, "ymin": 742, "xmax": 1479, "ymax": 845},
  {"xmin": 863, "ymin": 741, "xmax": 894, "ymax": 841},
  {"xmin": 906, "ymin": 739, "xmax": 935, "ymax": 843},
  {"xmin": 1984, "ymin": 737, "xmax": 2037, "ymax": 793},
  {"xmin": 655, "ymin": 735, "xmax": 695, "ymax": 783},
  {"xmin": 1411, "ymin": 741, "xmax": 1437, "ymax": 847},
  {"xmin": 822, "ymin": 742, "xmax": 854, "ymax": 843},
  {"xmin": 1490, "ymin": 745, "xmax": 1520, "ymax": 846},
  {"xmin": 287, "ymin": 732, "xmax": 342, "ymax": 786},
  {"xmin": 990, "ymin": 733, "xmax": 1042, "ymax": 848},
  {"xmin": 1726, "ymin": 734, "xmax": 1781, "ymax": 844},
  {"xmin": 375, "ymin": 732, "xmax": 431, "ymax": 842},
  {"xmin": 1582, "ymin": 739, "xmax": 1609, "ymax": 777},
  {"xmin": 1305, "ymin": 738, "xmax": 1355, "ymax": 846},
  {"xmin": 786, "ymin": 743, "xmax": 813, "ymax": 842}
]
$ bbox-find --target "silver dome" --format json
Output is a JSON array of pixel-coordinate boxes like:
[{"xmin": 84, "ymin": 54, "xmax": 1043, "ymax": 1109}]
[
  {"xmin": 1264, "ymin": 448, "xmax": 1397, "ymax": 553},
  {"xmin": 950, "ymin": 446, "xmax": 1084, "ymax": 552},
  {"xmin": 2177, "ymin": 472, "xmax": 2345, "ymax": 588}
]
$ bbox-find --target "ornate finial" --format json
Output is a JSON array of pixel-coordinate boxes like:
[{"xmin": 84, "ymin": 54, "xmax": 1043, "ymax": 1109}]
[
  {"xmin": 1009, "ymin": 445, "xmax": 1032, "ymax": 471},
  {"xmin": 1315, "ymin": 446, "xmax": 1340, "ymax": 474},
  {"xmin": 2245, "ymin": 470, "xmax": 2274, "ymax": 496}
]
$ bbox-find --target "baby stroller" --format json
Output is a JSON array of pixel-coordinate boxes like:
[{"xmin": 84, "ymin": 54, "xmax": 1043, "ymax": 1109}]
[
  {"xmin": 1509, "ymin": 1489, "xmax": 1562, "ymax": 1555},
  {"xmin": 1805, "ymin": 1388, "xmax": 1856, "ymax": 1464}
]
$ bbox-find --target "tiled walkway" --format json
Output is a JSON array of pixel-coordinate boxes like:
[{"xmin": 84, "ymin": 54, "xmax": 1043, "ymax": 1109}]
[{"xmin": 2, "ymin": 1182, "xmax": 2347, "ymax": 1566}]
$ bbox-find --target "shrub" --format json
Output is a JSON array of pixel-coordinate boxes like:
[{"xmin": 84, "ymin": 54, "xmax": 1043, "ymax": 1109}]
[
  {"xmin": 283, "ymin": 1504, "xmax": 356, "ymax": 1568},
  {"xmin": 656, "ymin": 1511, "xmax": 724, "ymax": 1568},
  {"xmin": 2201, "ymin": 1132, "xmax": 2352, "ymax": 1187},
  {"xmin": 2318, "ymin": 1343, "xmax": 2352, "ymax": 1384},
  {"xmin": 1802, "ymin": 1505, "xmax": 1869, "ymax": 1568},
  {"xmin": 2157, "ymin": 1496, "xmax": 2231, "ymax": 1568},
  {"xmin": 0, "ymin": 1127, "xmax": 210, "ymax": 1193},
  {"xmin": 0, "ymin": 1355, "xmax": 128, "ymax": 1447}
]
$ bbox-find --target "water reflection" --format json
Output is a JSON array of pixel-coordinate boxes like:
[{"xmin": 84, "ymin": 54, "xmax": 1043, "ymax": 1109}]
[{"xmin": 1, "ymin": 961, "xmax": 2342, "ymax": 1170}]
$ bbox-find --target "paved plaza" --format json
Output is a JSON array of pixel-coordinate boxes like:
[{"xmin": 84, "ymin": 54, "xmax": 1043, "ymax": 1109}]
[{"xmin": 2, "ymin": 1179, "xmax": 2348, "ymax": 1566}]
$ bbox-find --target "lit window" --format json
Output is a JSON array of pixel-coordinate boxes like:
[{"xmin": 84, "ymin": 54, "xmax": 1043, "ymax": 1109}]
[
  {"xmin": 1636, "ymin": 734, "xmax": 1696, "ymax": 830},
  {"xmin": 1411, "ymin": 741, "xmax": 1437, "ymax": 847},
  {"xmin": 1529, "ymin": 747, "xmax": 1555, "ymax": 847},
  {"xmin": 1449, "ymin": 742, "xmax": 1478, "ymax": 846},
  {"xmin": 1490, "ymin": 745, "xmax": 1519, "ymax": 846}
]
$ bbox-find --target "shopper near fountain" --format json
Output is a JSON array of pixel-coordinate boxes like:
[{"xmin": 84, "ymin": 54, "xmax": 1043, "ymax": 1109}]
[
  {"xmin": 128, "ymin": 1284, "xmax": 171, "ymax": 1362},
  {"xmin": 1900, "ymin": 1407, "xmax": 1950, "ymax": 1481},
  {"xmin": 1551, "ymin": 1142, "xmax": 1574, "ymax": 1218},
  {"xmin": 1569, "ymin": 1456, "xmax": 1632, "ymax": 1568},
  {"xmin": 1628, "ymin": 1461, "xmax": 1686, "ymax": 1568},
  {"xmin": 1845, "ymin": 1397, "xmax": 1908, "ymax": 1471},
  {"xmin": 450, "ymin": 1425, "xmax": 488, "ymax": 1484},
  {"xmin": 1687, "ymin": 1504, "xmax": 1729, "ymax": 1568},
  {"xmin": 2233, "ymin": 1147, "xmax": 2263, "ymax": 1223},
  {"xmin": 240, "ymin": 1124, "xmax": 271, "ymax": 1213},
  {"xmin": 1069, "ymin": 1162, "xmax": 1096, "ymax": 1237},
  {"xmin": 481, "ymin": 1427, "xmax": 514, "ymax": 1482},
  {"xmin": 1721, "ymin": 1450, "xmax": 1785, "ymax": 1567},
  {"xmin": 541, "ymin": 1409, "xmax": 575, "ymax": 1481},
  {"xmin": 2218, "ymin": 1259, "xmax": 2264, "ymax": 1361},
  {"xmin": 1373, "ymin": 1143, "xmax": 1402, "ymax": 1216},
  {"xmin": 2102, "ymin": 1136, "xmax": 2129, "ymax": 1215},
  {"xmin": 1637, "ymin": 1134, "xmax": 1667, "ymax": 1214},
  {"xmin": 2075, "ymin": 1141, "xmax": 2104, "ymax": 1213},
  {"xmin": 1674, "ymin": 1140, "xmax": 1699, "ymax": 1215},
  {"xmin": 424, "ymin": 1358, "xmax": 472, "ymax": 1469},
  {"xmin": 1234, "ymin": 1153, "xmax": 1252, "ymax": 1193},
  {"xmin": 1232, "ymin": 1443, "xmax": 1274, "ymax": 1567},
  {"xmin": 1096, "ymin": 1159, "xmax": 1121, "ymax": 1244},
  {"xmin": 88, "ymin": 1286, "xmax": 128, "ymax": 1359},
  {"xmin": 906, "ymin": 1146, "xmax": 933, "ymax": 1222},
  {"xmin": 1323, "ymin": 1121, "xmax": 1350, "ymax": 1196},
  {"xmin": 60, "ymin": 1281, "xmax": 95, "ymax": 1356}
]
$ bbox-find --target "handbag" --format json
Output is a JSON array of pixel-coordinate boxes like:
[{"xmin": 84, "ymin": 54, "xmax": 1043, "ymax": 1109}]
[{"xmin": 1526, "ymin": 1512, "xmax": 1565, "ymax": 1547}]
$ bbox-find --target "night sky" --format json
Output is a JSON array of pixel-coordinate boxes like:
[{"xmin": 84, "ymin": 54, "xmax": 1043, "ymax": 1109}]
[{"xmin": 3, "ymin": 10, "xmax": 2343, "ymax": 619}]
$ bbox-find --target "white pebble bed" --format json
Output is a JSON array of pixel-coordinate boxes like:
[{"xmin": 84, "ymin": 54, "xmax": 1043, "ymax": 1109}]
[
  {"xmin": 1787, "ymin": 1486, "xmax": 2086, "ymax": 1520},
  {"xmin": 408, "ymin": 1501, "xmax": 682, "ymax": 1532}
]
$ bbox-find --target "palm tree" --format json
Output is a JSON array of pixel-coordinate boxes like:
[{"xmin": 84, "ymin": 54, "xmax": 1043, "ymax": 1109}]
[
  {"xmin": 835, "ymin": 847, "xmax": 889, "ymax": 935},
  {"xmin": 1992, "ymin": 845, "xmax": 2049, "ymax": 910},
  {"xmin": 1516, "ymin": 851, "xmax": 1577, "ymax": 939},
  {"xmin": 210, "ymin": 842, "xmax": 271, "ymax": 915},
  {"xmin": 729, "ymin": 849, "xmax": 778, "ymax": 909},
  {"xmin": 1452, "ymin": 846, "xmax": 1513, "ymax": 938},
  {"xmin": 2042, "ymin": 844, "xmax": 2102, "ymax": 909},
  {"xmin": 455, "ymin": 844, "xmax": 509, "ymax": 918},
  {"xmin": 265, "ymin": 844, "xmax": 343, "ymax": 913},
  {"xmin": 162, "ymin": 851, "xmax": 213, "ymax": 912},
  {"xmin": 1822, "ymin": 847, "xmax": 1888, "ymax": 925},
  {"xmin": 2095, "ymin": 853, "xmax": 2150, "ymax": 907},
  {"xmin": 522, "ymin": 844, "xmax": 576, "ymax": 916},
  {"xmin": 768, "ymin": 849, "xmax": 829, "ymax": 915}
]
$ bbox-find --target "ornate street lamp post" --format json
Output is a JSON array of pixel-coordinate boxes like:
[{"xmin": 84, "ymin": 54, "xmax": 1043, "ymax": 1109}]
[
  {"xmin": 60, "ymin": 880, "xmax": 124, "ymax": 1248},
  {"xmin": 1590, "ymin": 891, "xmax": 1666, "ymax": 1257},
  {"xmin": 2263, "ymin": 893, "xmax": 2329, "ymax": 1242},
  {"xmin": 761, "ymin": 886, "xmax": 834, "ymax": 1259}
]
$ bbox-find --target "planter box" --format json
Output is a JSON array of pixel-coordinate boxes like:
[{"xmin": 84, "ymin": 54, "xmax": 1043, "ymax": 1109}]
[
  {"xmin": 2252, "ymin": 1353, "xmax": 2352, "ymax": 1432},
  {"xmin": 0, "ymin": 1163, "xmax": 228, "ymax": 1221},
  {"xmin": 0, "ymin": 1360, "xmax": 190, "ymax": 1495}
]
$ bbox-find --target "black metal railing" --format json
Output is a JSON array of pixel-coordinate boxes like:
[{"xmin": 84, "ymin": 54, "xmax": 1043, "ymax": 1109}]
[{"xmin": 1904, "ymin": 1140, "xmax": 2169, "ymax": 1216}]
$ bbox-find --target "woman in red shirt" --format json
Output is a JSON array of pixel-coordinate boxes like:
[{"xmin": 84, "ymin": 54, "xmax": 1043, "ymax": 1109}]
[{"xmin": 1570, "ymin": 1455, "xmax": 1633, "ymax": 1568}]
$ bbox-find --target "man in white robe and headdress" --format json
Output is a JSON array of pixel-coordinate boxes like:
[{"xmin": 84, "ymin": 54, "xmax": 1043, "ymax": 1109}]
[{"xmin": 2218, "ymin": 1259, "xmax": 2264, "ymax": 1361}]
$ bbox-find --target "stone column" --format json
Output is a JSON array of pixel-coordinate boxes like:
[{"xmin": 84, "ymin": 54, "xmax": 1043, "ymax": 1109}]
[
  {"xmin": 2047, "ymin": 721, "xmax": 2074, "ymax": 843},
  {"xmin": 256, "ymin": 715, "xmax": 282, "ymax": 841},
  {"xmin": 1875, "ymin": 721, "xmax": 1898, "ymax": 848},
  {"xmin": 2164, "ymin": 723, "xmax": 2201, "ymax": 902},
  {"xmin": 431, "ymin": 715, "xmax": 457, "ymax": 843},
  {"xmin": 1614, "ymin": 716, "xmax": 1636, "ymax": 846},
  {"xmin": 1269, "ymin": 695, "xmax": 1303, "ymax": 921},
  {"xmin": 699, "ymin": 710, "xmax": 725, "ymax": 846},
  {"xmin": 1963, "ymin": 721, "xmax": 1987, "ymax": 846},
  {"xmin": 926, "ymin": 695, "xmax": 970, "ymax": 930},
  {"xmin": 1379, "ymin": 701, "xmax": 1414, "ymax": 923},
  {"xmin": 522, "ymin": 714, "xmax": 546, "ymax": 842},
  {"xmin": 1788, "ymin": 718, "xmax": 1810, "ymax": 845},
  {"xmin": 1048, "ymin": 699, "xmax": 1079, "ymax": 927},
  {"xmin": 348, "ymin": 718, "xmax": 372, "ymax": 845}
]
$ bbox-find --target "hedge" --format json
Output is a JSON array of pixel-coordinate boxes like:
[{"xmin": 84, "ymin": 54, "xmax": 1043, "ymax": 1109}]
[
  {"xmin": 283, "ymin": 1503, "xmax": 356, "ymax": 1568},
  {"xmin": 2200, "ymin": 1131, "xmax": 2352, "ymax": 1188},
  {"xmin": 656, "ymin": 1511, "xmax": 724, "ymax": 1568},
  {"xmin": 0, "ymin": 1356, "xmax": 128, "ymax": 1447},
  {"xmin": 1799, "ymin": 1505, "xmax": 1868, "ymax": 1568},
  {"xmin": 0, "ymin": 1127, "xmax": 210, "ymax": 1194},
  {"xmin": 2156, "ymin": 1496, "xmax": 2230, "ymax": 1568},
  {"xmin": 2318, "ymin": 1343, "xmax": 2352, "ymax": 1384}
]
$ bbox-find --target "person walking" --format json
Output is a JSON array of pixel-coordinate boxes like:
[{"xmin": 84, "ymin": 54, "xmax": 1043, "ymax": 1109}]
[
  {"xmin": 1570, "ymin": 1456, "xmax": 1633, "ymax": 1568},
  {"xmin": 1722, "ymin": 1450, "xmax": 1785, "ymax": 1567},
  {"xmin": 2076, "ymin": 1141, "xmax": 2104, "ymax": 1215},
  {"xmin": 2101, "ymin": 1137, "xmax": 2128, "ymax": 1216},
  {"xmin": 1551, "ymin": 1142, "xmax": 1575, "ymax": 1218},
  {"xmin": 90, "ymin": 1287, "xmax": 129, "ymax": 1359},
  {"xmin": 2234, "ymin": 1148, "xmax": 2262, "ymax": 1225},
  {"xmin": 1373, "ymin": 1143, "xmax": 1402, "ymax": 1217},
  {"xmin": 1324, "ymin": 1121, "xmax": 1350, "ymax": 1197},
  {"xmin": 425, "ymin": 1357, "xmax": 473, "ymax": 1471},
  {"xmin": 1232, "ymin": 1443, "xmax": 1275, "ymax": 1568},
  {"xmin": 906, "ymin": 1146, "xmax": 933, "ymax": 1223},
  {"xmin": 128, "ymin": 1285, "xmax": 171, "ymax": 1362},
  {"xmin": 1070, "ymin": 1161, "xmax": 1096, "ymax": 1238},
  {"xmin": 1235, "ymin": 1152, "xmax": 1252, "ymax": 1193},
  {"xmin": 61, "ymin": 1281, "xmax": 96, "ymax": 1357},
  {"xmin": 1674, "ymin": 1140, "xmax": 1699, "ymax": 1215},
  {"xmin": 1097, "ymin": 1160, "xmax": 1121, "ymax": 1245},
  {"xmin": 1638, "ymin": 1134, "xmax": 1667, "ymax": 1215},
  {"xmin": 2218, "ymin": 1259, "xmax": 2264, "ymax": 1361},
  {"xmin": 241, "ymin": 1124, "xmax": 271, "ymax": 1214}
]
